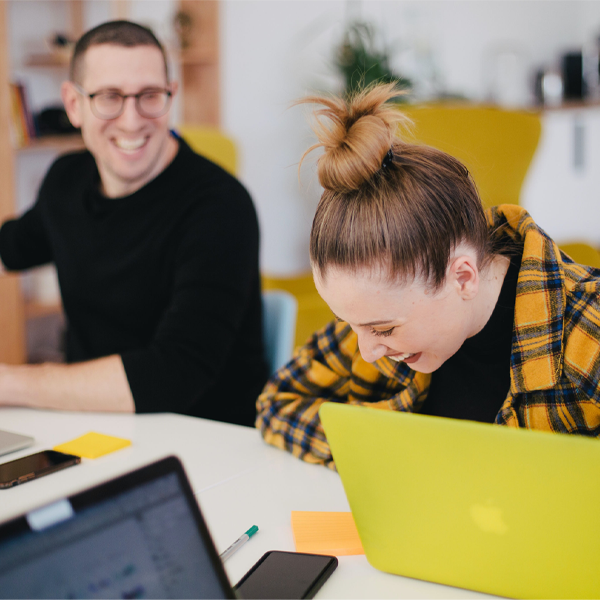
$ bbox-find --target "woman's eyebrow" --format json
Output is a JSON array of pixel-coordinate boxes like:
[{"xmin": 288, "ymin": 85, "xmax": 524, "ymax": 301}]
[
  {"xmin": 358, "ymin": 319, "xmax": 396, "ymax": 327},
  {"xmin": 334, "ymin": 314, "xmax": 397, "ymax": 327}
]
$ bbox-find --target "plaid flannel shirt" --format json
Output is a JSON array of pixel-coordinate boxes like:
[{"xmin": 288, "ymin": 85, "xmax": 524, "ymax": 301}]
[{"xmin": 256, "ymin": 205, "xmax": 600, "ymax": 469}]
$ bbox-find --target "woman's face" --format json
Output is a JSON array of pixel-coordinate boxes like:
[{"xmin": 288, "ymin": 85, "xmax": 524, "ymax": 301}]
[{"xmin": 314, "ymin": 258, "xmax": 481, "ymax": 374}]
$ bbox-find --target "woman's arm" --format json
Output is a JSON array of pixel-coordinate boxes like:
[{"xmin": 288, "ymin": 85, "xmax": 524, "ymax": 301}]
[{"xmin": 256, "ymin": 320, "xmax": 426, "ymax": 469}]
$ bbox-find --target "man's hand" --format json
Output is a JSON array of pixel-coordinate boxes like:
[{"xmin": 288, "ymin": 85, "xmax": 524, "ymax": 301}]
[{"xmin": 0, "ymin": 355, "xmax": 135, "ymax": 412}]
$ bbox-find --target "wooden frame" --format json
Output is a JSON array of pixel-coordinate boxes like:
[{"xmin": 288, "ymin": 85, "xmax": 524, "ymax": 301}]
[
  {"xmin": 178, "ymin": 0, "xmax": 220, "ymax": 126},
  {"xmin": 0, "ymin": 2, "xmax": 26, "ymax": 364}
]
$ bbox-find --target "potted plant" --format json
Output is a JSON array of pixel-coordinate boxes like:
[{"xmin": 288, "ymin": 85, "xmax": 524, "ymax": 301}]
[{"xmin": 335, "ymin": 21, "xmax": 412, "ymax": 100}]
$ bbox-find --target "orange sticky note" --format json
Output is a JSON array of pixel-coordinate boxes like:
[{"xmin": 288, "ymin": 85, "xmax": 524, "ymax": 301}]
[
  {"xmin": 53, "ymin": 432, "xmax": 131, "ymax": 459},
  {"xmin": 291, "ymin": 511, "xmax": 364, "ymax": 556}
]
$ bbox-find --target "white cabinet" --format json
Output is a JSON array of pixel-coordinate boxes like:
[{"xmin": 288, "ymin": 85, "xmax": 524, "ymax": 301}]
[{"xmin": 522, "ymin": 106, "xmax": 600, "ymax": 246}]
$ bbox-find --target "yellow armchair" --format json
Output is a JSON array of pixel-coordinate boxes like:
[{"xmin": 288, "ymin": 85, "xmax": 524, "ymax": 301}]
[
  {"xmin": 176, "ymin": 125, "xmax": 237, "ymax": 176},
  {"xmin": 401, "ymin": 104, "xmax": 541, "ymax": 209},
  {"xmin": 402, "ymin": 104, "xmax": 600, "ymax": 269},
  {"xmin": 558, "ymin": 243, "xmax": 600, "ymax": 269}
]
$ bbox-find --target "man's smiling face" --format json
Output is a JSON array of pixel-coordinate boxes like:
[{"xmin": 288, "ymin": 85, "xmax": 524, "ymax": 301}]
[{"xmin": 63, "ymin": 43, "xmax": 178, "ymax": 198}]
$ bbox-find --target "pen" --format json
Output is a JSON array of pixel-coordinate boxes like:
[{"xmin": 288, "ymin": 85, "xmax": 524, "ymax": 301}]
[{"xmin": 220, "ymin": 525, "xmax": 259, "ymax": 561}]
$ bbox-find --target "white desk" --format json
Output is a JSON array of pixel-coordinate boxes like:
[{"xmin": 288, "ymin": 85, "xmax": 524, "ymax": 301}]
[{"xmin": 0, "ymin": 408, "xmax": 488, "ymax": 599}]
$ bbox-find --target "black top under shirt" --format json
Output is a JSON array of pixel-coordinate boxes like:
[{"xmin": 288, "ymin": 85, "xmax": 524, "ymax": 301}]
[
  {"xmin": 0, "ymin": 136, "xmax": 268, "ymax": 427},
  {"xmin": 419, "ymin": 249, "xmax": 522, "ymax": 423}
]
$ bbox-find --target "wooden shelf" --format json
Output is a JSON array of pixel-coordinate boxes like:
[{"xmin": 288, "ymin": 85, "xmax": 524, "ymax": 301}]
[
  {"xmin": 16, "ymin": 134, "xmax": 85, "ymax": 154},
  {"xmin": 24, "ymin": 300, "xmax": 62, "ymax": 319},
  {"xmin": 27, "ymin": 49, "xmax": 215, "ymax": 68},
  {"xmin": 25, "ymin": 53, "xmax": 71, "ymax": 68},
  {"xmin": 542, "ymin": 99, "xmax": 600, "ymax": 111},
  {"xmin": 177, "ymin": 48, "xmax": 216, "ymax": 66},
  {"xmin": 179, "ymin": 0, "xmax": 220, "ymax": 127}
]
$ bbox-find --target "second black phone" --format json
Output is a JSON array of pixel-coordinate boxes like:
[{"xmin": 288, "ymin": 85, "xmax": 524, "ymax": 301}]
[{"xmin": 234, "ymin": 550, "xmax": 338, "ymax": 599}]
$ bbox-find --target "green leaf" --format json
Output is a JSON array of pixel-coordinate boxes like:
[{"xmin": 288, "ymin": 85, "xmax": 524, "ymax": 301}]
[{"xmin": 333, "ymin": 20, "xmax": 412, "ymax": 101}]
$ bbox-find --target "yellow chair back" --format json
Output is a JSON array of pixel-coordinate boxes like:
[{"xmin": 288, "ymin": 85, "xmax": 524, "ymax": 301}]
[
  {"xmin": 558, "ymin": 243, "xmax": 600, "ymax": 269},
  {"xmin": 401, "ymin": 105, "xmax": 600, "ymax": 268},
  {"xmin": 177, "ymin": 125, "xmax": 238, "ymax": 176},
  {"xmin": 401, "ymin": 105, "xmax": 542, "ymax": 209}
]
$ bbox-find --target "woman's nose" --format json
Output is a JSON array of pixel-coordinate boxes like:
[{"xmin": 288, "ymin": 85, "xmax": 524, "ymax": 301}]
[{"xmin": 357, "ymin": 331, "xmax": 388, "ymax": 363}]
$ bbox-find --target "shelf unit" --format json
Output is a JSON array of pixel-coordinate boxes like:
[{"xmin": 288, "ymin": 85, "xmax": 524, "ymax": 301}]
[
  {"xmin": 16, "ymin": 133, "xmax": 85, "ymax": 154},
  {"xmin": 0, "ymin": 2, "xmax": 26, "ymax": 364},
  {"xmin": 178, "ymin": 0, "xmax": 220, "ymax": 127},
  {"xmin": 0, "ymin": 0, "xmax": 221, "ymax": 363}
]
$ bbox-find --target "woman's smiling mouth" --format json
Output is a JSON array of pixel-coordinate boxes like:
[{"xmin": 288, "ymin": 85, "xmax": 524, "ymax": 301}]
[{"xmin": 387, "ymin": 352, "xmax": 422, "ymax": 364}]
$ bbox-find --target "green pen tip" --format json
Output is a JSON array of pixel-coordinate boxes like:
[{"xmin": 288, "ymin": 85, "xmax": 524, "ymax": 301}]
[{"xmin": 246, "ymin": 525, "xmax": 259, "ymax": 537}]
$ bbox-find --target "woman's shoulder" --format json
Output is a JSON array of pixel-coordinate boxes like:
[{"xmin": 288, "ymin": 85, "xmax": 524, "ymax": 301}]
[
  {"xmin": 560, "ymin": 261, "xmax": 600, "ymax": 399},
  {"xmin": 562, "ymin": 261, "xmax": 600, "ymax": 304}
]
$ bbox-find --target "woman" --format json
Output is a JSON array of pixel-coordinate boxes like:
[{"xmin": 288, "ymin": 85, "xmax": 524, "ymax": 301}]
[{"xmin": 257, "ymin": 83, "xmax": 600, "ymax": 469}]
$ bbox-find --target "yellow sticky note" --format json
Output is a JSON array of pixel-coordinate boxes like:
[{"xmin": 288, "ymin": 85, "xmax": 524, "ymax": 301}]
[
  {"xmin": 53, "ymin": 432, "xmax": 131, "ymax": 459},
  {"xmin": 291, "ymin": 511, "xmax": 364, "ymax": 556}
]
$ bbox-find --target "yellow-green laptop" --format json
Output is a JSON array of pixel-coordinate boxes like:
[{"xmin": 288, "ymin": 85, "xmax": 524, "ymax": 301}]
[{"xmin": 319, "ymin": 403, "xmax": 600, "ymax": 599}]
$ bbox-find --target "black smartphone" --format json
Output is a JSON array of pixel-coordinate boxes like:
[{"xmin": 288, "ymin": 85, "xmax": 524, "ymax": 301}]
[
  {"xmin": 234, "ymin": 550, "xmax": 338, "ymax": 599},
  {"xmin": 0, "ymin": 450, "xmax": 81, "ymax": 489}
]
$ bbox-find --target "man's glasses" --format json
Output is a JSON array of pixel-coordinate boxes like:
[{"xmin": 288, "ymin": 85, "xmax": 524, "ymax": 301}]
[{"xmin": 73, "ymin": 84, "xmax": 173, "ymax": 120}]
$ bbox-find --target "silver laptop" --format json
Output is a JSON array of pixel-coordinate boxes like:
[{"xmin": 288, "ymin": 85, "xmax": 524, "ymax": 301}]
[{"xmin": 0, "ymin": 429, "xmax": 33, "ymax": 457}]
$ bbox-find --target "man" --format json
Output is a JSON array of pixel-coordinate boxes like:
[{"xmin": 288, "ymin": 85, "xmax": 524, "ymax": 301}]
[{"xmin": 0, "ymin": 21, "xmax": 267, "ymax": 426}]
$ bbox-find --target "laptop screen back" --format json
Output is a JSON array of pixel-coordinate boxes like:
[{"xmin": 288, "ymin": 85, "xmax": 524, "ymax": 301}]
[
  {"xmin": 319, "ymin": 402, "xmax": 600, "ymax": 599},
  {"xmin": 0, "ymin": 456, "xmax": 234, "ymax": 599}
]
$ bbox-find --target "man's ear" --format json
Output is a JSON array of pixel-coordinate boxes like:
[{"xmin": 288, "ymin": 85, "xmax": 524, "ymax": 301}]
[
  {"xmin": 61, "ymin": 81, "xmax": 83, "ymax": 128},
  {"xmin": 168, "ymin": 80, "xmax": 179, "ymax": 99},
  {"xmin": 450, "ymin": 255, "xmax": 479, "ymax": 300}
]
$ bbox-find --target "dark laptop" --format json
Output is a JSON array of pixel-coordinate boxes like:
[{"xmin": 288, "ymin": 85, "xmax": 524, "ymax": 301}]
[{"xmin": 0, "ymin": 456, "xmax": 235, "ymax": 599}]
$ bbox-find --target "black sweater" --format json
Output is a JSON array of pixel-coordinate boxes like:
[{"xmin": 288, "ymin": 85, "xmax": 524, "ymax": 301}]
[{"xmin": 0, "ymin": 138, "xmax": 268, "ymax": 427}]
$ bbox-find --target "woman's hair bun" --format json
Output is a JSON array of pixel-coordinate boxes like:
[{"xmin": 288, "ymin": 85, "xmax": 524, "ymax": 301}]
[{"xmin": 298, "ymin": 83, "xmax": 410, "ymax": 193}]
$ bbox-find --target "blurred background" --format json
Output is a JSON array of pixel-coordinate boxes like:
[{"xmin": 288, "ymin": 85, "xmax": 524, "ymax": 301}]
[{"xmin": 2, "ymin": 0, "xmax": 600, "ymax": 362}]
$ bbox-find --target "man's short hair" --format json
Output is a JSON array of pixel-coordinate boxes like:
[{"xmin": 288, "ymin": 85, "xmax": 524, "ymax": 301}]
[{"xmin": 70, "ymin": 20, "xmax": 169, "ymax": 84}]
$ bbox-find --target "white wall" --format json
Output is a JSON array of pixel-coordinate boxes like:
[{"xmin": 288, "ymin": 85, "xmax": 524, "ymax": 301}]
[
  {"xmin": 577, "ymin": 1, "xmax": 600, "ymax": 41},
  {"xmin": 221, "ymin": 0, "xmax": 600, "ymax": 275},
  {"xmin": 521, "ymin": 106, "xmax": 600, "ymax": 246},
  {"xmin": 221, "ymin": 0, "xmax": 348, "ymax": 276},
  {"xmin": 9, "ymin": 0, "xmax": 600, "ymax": 280}
]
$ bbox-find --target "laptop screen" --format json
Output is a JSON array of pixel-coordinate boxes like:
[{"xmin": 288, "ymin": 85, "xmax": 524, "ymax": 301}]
[{"xmin": 0, "ymin": 457, "xmax": 234, "ymax": 599}]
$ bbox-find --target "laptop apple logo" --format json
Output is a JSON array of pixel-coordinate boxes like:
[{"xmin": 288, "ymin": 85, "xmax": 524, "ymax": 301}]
[{"xmin": 470, "ymin": 500, "xmax": 507, "ymax": 535}]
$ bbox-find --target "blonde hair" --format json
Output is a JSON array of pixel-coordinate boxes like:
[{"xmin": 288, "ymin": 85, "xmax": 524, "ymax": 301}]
[{"xmin": 299, "ymin": 83, "xmax": 493, "ymax": 290}]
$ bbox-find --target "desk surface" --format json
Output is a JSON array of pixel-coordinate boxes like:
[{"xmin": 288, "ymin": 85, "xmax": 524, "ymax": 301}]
[{"xmin": 0, "ymin": 408, "xmax": 487, "ymax": 599}]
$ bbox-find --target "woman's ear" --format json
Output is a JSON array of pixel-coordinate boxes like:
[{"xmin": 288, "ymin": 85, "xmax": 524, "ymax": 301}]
[
  {"xmin": 450, "ymin": 255, "xmax": 479, "ymax": 300},
  {"xmin": 60, "ymin": 81, "xmax": 83, "ymax": 129}
]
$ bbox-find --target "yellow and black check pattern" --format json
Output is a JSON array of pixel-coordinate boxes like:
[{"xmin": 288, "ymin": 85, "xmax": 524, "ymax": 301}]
[{"xmin": 256, "ymin": 205, "xmax": 600, "ymax": 469}]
